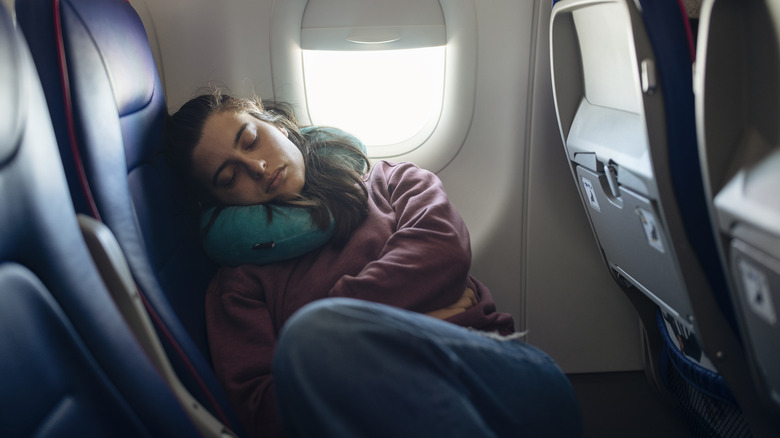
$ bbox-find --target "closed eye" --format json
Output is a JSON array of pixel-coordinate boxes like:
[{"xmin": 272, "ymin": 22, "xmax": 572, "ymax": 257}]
[
  {"xmin": 216, "ymin": 166, "xmax": 237, "ymax": 188},
  {"xmin": 244, "ymin": 135, "xmax": 259, "ymax": 151}
]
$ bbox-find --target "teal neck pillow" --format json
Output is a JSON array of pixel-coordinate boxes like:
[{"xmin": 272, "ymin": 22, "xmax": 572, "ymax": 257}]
[{"xmin": 200, "ymin": 127, "xmax": 365, "ymax": 267}]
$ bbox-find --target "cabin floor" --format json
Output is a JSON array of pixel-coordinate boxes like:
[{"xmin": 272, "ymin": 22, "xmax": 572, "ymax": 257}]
[{"xmin": 569, "ymin": 371, "xmax": 693, "ymax": 438}]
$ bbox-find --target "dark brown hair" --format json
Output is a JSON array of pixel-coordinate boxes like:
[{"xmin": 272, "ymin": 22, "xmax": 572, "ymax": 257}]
[{"xmin": 165, "ymin": 91, "xmax": 370, "ymax": 247}]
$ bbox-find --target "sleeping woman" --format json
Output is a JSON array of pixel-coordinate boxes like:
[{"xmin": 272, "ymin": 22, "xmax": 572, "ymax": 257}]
[{"xmin": 165, "ymin": 91, "xmax": 580, "ymax": 438}]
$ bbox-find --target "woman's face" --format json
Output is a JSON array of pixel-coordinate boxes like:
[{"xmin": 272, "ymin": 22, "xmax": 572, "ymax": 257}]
[{"xmin": 191, "ymin": 111, "xmax": 305, "ymax": 205}]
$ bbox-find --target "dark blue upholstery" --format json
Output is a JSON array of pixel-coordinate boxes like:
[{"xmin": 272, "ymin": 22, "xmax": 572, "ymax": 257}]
[
  {"xmin": 16, "ymin": 0, "xmax": 243, "ymax": 434},
  {"xmin": 0, "ymin": 4, "xmax": 200, "ymax": 436}
]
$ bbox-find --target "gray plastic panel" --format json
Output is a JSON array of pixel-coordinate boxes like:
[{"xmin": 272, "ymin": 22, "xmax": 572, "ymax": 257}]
[
  {"xmin": 576, "ymin": 166, "xmax": 692, "ymax": 325},
  {"xmin": 715, "ymin": 145, "xmax": 780, "ymax": 242},
  {"xmin": 730, "ymin": 239, "xmax": 780, "ymax": 406},
  {"xmin": 567, "ymin": 99, "xmax": 654, "ymax": 198}
]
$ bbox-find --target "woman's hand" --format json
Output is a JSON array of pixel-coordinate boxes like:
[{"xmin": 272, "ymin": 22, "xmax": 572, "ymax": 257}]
[{"xmin": 425, "ymin": 288, "xmax": 477, "ymax": 320}]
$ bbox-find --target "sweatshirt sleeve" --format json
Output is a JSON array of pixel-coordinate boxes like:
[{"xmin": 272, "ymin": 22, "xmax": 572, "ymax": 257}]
[
  {"xmin": 205, "ymin": 270, "xmax": 287, "ymax": 438},
  {"xmin": 329, "ymin": 162, "xmax": 471, "ymax": 313}
]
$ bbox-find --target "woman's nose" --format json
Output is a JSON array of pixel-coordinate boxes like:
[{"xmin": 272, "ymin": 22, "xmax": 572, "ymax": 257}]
[{"xmin": 245, "ymin": 158, "xmax": 267, "ymax": 178}]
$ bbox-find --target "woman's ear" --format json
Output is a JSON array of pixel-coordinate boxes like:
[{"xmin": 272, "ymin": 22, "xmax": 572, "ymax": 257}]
[{"xmin": 278, "ymin": 125, "xmax": 289, "ymax": 137}]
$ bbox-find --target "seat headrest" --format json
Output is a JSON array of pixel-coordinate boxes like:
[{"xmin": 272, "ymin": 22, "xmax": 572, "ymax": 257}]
[
  {"xmin": 0, "ymin": 10, "xmax": 23, "ymax": 165},
  {"xmin": 68, "ymin": 0, "xmax": 157, "ymax": 116}
]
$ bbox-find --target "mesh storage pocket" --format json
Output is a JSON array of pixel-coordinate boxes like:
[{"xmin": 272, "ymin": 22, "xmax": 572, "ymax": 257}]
[{"xmin": 658, "ymin": 312, "xmax": 750, "ymax": 438}]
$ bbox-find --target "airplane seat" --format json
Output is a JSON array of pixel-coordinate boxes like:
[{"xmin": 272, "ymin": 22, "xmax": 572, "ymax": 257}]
[
  {"xmin": 15, "ymin": 0, "xmax": 245, "ymax": 435},
  {"xmin": 696, "ymin": 0, "xmax": 780, "ymax": 428},
  {"xmin": 0, "ymin": 4, "xmax": 202, "ymax": 436},
  {"xmin": 550, "ymin": 0, "xmax": 775, "ymax": 435}
]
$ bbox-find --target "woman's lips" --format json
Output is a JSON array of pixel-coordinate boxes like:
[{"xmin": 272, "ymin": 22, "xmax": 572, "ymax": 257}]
[{"xmin": 266, "ymin": 167, "xmax": 285, "ymax": 193}]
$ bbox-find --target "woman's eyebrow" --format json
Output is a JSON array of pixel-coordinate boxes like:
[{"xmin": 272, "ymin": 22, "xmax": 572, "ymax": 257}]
[{"xmin": 234, "ymin": 123, "xmax": 249, "ymax": 146}]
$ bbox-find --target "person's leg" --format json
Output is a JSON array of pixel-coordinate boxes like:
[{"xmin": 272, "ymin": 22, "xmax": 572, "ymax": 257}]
[{"xmin": 273, "ymin": 298, "xmax": 581, "ymax": 438}]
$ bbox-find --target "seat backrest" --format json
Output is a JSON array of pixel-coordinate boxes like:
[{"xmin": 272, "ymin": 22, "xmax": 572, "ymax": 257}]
[
  {"xmin": 550, "ymin": 0, "xmax": 777, "ymax": 435},
  {"xmin": 0, "ymin": 4, "xmax": 201, "ymax": 437},
  {"xmin": 696, "ymin": 0, "xmax": 780, "ymax": 425},
  {"xmin": 15, "ymin": 0, "xmax": 243, "ymax": 434},
  {"xmin": 550, "ymin": 0, "xmax": 719, "ymax": 344}
]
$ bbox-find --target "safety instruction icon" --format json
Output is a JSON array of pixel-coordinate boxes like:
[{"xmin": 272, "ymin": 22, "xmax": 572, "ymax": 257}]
[
  {"xmin": 636, "ymin": 208, "xmax": 664, "ymax": 253},
  {"xmin": 738, "ymin": 258, "xmax": 777, "ymax": 325},
  {"xmin": 581, "ymin": 177, "xmax": 600, "ymax": 211}
]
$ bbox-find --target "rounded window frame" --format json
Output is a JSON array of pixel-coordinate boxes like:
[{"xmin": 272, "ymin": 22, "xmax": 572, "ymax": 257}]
[{"xmin": 270, "ymin": 0, "xmax": 477, "ymax": 172}]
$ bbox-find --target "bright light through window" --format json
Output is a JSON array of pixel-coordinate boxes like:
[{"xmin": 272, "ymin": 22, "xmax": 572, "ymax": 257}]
[{"xmin": 303, "ymin": 47, "xmax": 445, "ymax": 148}]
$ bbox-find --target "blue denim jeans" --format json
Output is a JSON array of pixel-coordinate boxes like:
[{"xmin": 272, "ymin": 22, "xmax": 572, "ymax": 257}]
[{"xmin": 273, "ymin": 298, "xmax": 581, "ymax": 437}]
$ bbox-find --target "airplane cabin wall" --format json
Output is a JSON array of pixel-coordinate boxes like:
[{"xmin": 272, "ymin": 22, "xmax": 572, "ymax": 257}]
[{"xmin": 131, "ymin": 0, "xmax": 643, "ymax": 374}]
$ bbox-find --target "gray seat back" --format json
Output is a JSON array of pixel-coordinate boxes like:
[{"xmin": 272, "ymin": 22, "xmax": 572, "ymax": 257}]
[{"xmin": 696, "ymin": 0, "xmax": 780, "ymax": 422}]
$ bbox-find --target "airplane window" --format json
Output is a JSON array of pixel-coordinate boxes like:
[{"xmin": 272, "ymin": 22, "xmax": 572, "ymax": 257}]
[
  {"xmin": 302, "ymin": 47, "xmax": 445, "ymax": 150},
  {"xmin": 297, "ymin": 0, "xmax": 447, "ymax": 158},
  {"xmin": 272, "ymin": 0, "xmax": 476, "ymax": 171}
]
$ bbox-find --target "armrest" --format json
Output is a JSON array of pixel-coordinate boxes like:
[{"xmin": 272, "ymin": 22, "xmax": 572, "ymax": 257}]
[{"xmin": 78, "ymin": 214, "xmax": 237, "ymax": 438}]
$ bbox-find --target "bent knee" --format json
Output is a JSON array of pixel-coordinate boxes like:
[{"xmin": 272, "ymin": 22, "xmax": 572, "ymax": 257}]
[
  {"xmin": 276, "ymin": 298, "xmax": 378, "ymax": 366},
  {"xmin": 280, "ymin": 298, "xmax": 372, "ymax": 344}
]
